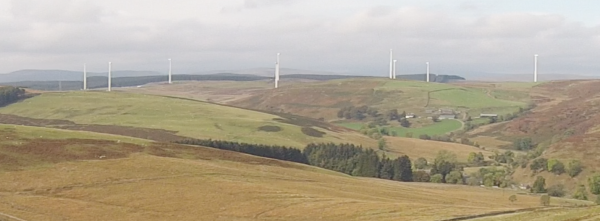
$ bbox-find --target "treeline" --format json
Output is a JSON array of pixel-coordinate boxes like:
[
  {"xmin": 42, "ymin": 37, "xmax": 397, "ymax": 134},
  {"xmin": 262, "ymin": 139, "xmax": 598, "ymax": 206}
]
[
  {"xmin": 0, "ymin": 86, "xmax": 26, "ymax": 106},
  {"xmin": 304, "ymin": 143, "xmax": 412, "ymax": 181},
  {"xmin": 177, "ymin": 139, "xmax": 414, "ymax": 182},
  {"xmin": 176, "ymin": 139, "xmax": 308, "ymax": 164}
]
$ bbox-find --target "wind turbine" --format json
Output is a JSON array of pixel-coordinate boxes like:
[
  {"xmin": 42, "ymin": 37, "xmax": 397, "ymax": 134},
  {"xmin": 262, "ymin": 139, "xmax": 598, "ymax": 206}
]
[
  {"xmin": 83, "ymin": 63, "xmax": 87, "ymax": 90},
  {"xmin": 534, "ymin": 54, "xmax": 538, "ymax": 83},
  {"xmin": 393, "ymin": 60, "xmax": 397, "ymax": 79},
  {"xmin": 168, "ymin": 58, "xmax": 172, "ymax": 84},
  {"xmin": 426, "ymin": 62, "xmax": 430, "ymax": 82},
  {"xmin": 389, "ymin": 49, "xmax": 393, "ymax": 79},
  {"xmin": 108, "ymin": 62, "xmax": 112, "ymax": 92},
  {"xmin": 275, "ymin": 53, "xmax": 280, "ymax": 89}
]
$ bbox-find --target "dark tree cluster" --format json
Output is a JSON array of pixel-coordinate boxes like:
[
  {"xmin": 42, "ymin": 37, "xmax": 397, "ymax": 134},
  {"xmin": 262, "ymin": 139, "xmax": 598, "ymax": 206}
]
[
  {"xmin": 176, "ymin": 139, "xmax": 309, "ymax": 164},
  {"xmin": 0, "ymin": 86, "xmax": 26, "ymax": 106},
  {"xmin": 337, "ymin": 105, "xmax": 378, "ymax": 120},
  {"xmin": 302, "ymin": 143, "xmax": 413, "ymax": 181},
  {"xmin": 513, "ymin": 137, "xmax": 534, "ymax": 151}
]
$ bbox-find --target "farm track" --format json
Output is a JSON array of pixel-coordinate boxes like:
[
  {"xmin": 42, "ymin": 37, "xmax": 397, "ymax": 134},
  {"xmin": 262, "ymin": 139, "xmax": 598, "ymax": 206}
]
[{"xmin": 0, "ymin": 114, "xmax": 188, "ymax": 142}]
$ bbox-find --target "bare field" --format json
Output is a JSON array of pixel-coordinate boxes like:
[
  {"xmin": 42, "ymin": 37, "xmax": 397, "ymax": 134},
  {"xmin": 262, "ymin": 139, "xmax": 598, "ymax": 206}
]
[{"xmin": 0, "ymin": 152, "xmax": 585, "ymax": 221}]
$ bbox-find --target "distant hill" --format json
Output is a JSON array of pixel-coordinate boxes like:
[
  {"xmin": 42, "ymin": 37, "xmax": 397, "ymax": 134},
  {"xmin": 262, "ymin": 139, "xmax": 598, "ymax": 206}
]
[
  {"xmin": 0, "ymin": 70, "xmax": 465, "ymax": 91},
  {"xmin": 460, "ymin": 72, "xmax": 600, "ymax": 82},
  {"xmin": 0, "ymin": 69, "xmax": 163, "ymax": 83}
]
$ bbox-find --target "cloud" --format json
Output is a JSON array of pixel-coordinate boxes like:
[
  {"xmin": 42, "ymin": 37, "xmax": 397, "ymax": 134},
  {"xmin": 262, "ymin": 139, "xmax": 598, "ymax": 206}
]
[{"xmin": 0, "ymin": 0, "xmax": 599, "ymax": 76}]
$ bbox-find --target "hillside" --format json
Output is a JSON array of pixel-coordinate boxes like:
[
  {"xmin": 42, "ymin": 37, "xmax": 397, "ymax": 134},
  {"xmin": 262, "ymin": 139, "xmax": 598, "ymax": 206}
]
[
  {"xmin": 0, "ymin": 125, "xmax": 589, "ymax": 221},
  {"xmin": 464, "ymin": 80, "xmax": 600, "ymax": 194},
  {"xmin": 0, "ymin": 91, "xmax": 376, "ymax": 148}
]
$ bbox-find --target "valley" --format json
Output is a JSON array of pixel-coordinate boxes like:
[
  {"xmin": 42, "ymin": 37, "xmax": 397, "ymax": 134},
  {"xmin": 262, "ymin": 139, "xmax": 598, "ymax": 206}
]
[{"xmin": 0, "ymin": 77, "xmax": 599, "ymax": 220}]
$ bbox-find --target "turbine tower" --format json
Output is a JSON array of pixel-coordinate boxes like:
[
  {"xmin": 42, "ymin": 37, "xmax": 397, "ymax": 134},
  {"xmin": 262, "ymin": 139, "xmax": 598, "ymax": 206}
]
[
  {"xmin": 426, "ymin": 62, "xmax": 430, "ymax": 82},
  {"xmin": 275, "ymin": 53, "xmax": 280, "ymax": 89},
  {"xmin": 534, "ymin": 54, "xmax": 538, "ymax": 83},
  {"xmin": 83, "ymin": 63, "xmax": 87, "ymax": 90},
  {"xmin": 168, "ymin": 58, "xmax": 172, "ymax": 84},
  {"xmin": 393, "ymin": 60, "xmax": 397, "ymax": 79},
  {"xmin": 108, "ymin": 62, "xmax": 112, "ymax": 92},
  {"xmin": 389, "ymin": 49, "xmax": 393, "ymax": 79}
]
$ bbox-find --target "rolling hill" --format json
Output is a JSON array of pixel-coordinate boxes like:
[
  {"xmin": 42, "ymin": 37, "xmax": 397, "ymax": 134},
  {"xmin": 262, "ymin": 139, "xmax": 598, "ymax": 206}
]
[
  {"xmin": 0, "ymin": 124, "xmax": 590, "ymax": 221},
  {"xmin": 0, "ymin": 91, "xmax": 375, "ymax": 148}
]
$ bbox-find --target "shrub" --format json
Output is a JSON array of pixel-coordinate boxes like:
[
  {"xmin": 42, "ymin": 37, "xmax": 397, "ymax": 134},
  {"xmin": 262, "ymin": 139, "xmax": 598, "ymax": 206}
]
[
  {"xmin": 547, "ymin": 159, "xmax": 565, "ymax": 175},
  {"xmin": 414, "ymin": 157, "xmax": 428, "ymax": 169},
  {"xmin": 540, "ymin": 195, "xmax": 550, "ymax": 206},
  {"xmin": 589, "ymin": 174, "xmax": 600, "ymax": 195},
  {"xmin": 430, "ymin": 174, "xmax": 443, "ymax": 183},
  {"xmin": 531, "ymin": 176, "xmax": 546, "ymax": 193},
  {"xmin": 567, "ymin": 160, "xmax": 583, "ymax": 177},
  {"xmin": 446, "ymin": 171, "xmax": 464, "ymax": 184},
  {"xmin": 508, "ymin": 195, "xmax": 517, "ymax": 203},
  {"xmin": 413, "ymin": 171, "xmax": 431, "ymax": 182},
  {"xmin": 573, "ymin": 185, "xmax": 588, "ymax": 200},
  {"xmin": 547, "ymin": 184, "xmax": 565, "ymax": 197}
]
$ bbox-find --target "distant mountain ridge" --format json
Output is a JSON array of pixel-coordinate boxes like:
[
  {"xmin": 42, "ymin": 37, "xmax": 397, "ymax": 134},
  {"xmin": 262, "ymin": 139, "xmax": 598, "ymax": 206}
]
[{"xmin": 0, "ymin": 68, "xmax": 466, "ymax": 91}]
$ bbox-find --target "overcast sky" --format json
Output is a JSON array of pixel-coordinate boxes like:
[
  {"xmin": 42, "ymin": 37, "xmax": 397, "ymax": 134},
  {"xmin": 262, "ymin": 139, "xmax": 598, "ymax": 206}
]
[{"xmin": 0, "ymin": 0, "xmax": 599, "ymax": 76}]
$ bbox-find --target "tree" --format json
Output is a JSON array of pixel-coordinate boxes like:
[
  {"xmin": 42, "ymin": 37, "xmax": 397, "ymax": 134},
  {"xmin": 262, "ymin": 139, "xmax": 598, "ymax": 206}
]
[
  {"xmin": 387, "ymin": 109, "xmax": 399, "ymax": 121},
  {"xmin": 531, "ymin": 176, "xmax": 546, "ymax": 193},
  {"xmin": 466, "ymin": 176, "xmax": 480, "ymax": 186},
  {"xmin": 588, "ymin": 174, "xmax": 600, "ymax": 195},
  {"xmin": 378, "ymin": 138, "xmax": 387, "ymax": 151},
  {"xmin": 431, "ymin": 115, "xmax": 439, "ymax": 122},
  {"xmin": 468, "ymin": 152, "xmax": 485, "ymax": 166},
  {"xmin": 446, "ymin": 171, "xmax": 464, "ymax": 184},
  {"xmin": 399, "ymin": 118, "xmax": 411, "ymax": 128},
  {"xmin": 392, "ymin": 155, "xmax": 413, "ymax": 182},
  {"xmin": 540, "ymin": 195, "xmax": 550, "ymax": 206},
  {"xmin": 567, "ymin": 160, "xmax": 583, "ymax": 177},
  {"xmin": 573, "ymin": 185, "xmax": 588, "ymax": 200},
  {"xmin": 596, "ymin": 195, "xmax": 600, "ymax": 205},
  {"xmin": 513, "ymin": 137, "xmax": 534, "ymax": 151},
  {"xmin": 530, "ymin": 158, "xmax": 548, "ymax": 172},
  {"xmin": 379, "ymin": 157, "xmax": 394, "ymax": 180},
  {"xmin": 430, "ymin": 174, "xmax": 443, "ymax": 183},
  {"xmin": 547, "ymin": 159, "xmax": 565, "ymax": 175},
  {"xmin": 430, "ymin": 150, "xmax": 457, "ymax": 183},
  {"xmin": 414, "ymin": 157, "xmax": 428, "ymax": 169},
  {"xmin": 508, "ymin": 195, "xmax": 517, "ymax": 203},
  {"xmin": 547, "ymin": 184, "xmax": 565, "ymax": 197},
  {"xmin": 413, "ymin": 171, "xmax": 431, "ymax": 182}
]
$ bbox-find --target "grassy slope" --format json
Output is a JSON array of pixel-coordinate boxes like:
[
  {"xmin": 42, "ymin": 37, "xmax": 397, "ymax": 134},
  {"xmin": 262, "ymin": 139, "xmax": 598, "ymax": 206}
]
[
  {"xmin": 0, "ymin": 91, "xmax": 373, "ymax": 148},
  {"xmin": 0, "ymin": 107, "xmax": 592, "ymax": 220},
  {"xmin": 0, "ymin": 123, "xmax": 150, "ymax": 145},
  {"xmin": 0, "ymin": 147, "xmax": 587, "ymax": 221}
]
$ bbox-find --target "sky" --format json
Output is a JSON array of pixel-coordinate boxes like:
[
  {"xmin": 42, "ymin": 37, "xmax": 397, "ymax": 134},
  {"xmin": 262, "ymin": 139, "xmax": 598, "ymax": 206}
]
[{"xmin": 0, "ymin": 0, "xmax": 599, "ymax": 76}]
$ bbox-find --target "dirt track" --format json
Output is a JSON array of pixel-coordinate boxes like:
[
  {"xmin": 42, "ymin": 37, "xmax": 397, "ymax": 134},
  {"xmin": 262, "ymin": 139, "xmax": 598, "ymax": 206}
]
[{"xmin": 0, "ymin": 114, "xmax": 188, "ymax": 142}]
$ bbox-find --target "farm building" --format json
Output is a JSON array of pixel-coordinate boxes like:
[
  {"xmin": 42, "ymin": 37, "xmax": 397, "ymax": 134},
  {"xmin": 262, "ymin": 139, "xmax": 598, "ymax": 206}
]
[
  {"xmin": 479, "ymin": 113, "xmax": 498, "ymax": 118},
  {"xmin": 439, "ymin": 114, "xmax": 456, "ymax": 120}
]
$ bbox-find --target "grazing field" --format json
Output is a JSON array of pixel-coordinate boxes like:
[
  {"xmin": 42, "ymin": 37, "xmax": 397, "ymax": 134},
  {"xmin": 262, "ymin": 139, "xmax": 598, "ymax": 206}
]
[
  {"xmin": 0, "ymin": 142, "xmax": 588, "ymax": 221},
  {"xmin": 387, "ymin": 119, "xmax": 463, "ymax": 137},
  {"xmin": 384, "ymin": 136, "xmax": 493, "ymax": 162},
  {"xmin": 0, "ymin": 91, "xmax": 374, "ymax": 148},
  {"xmin": 336, "ymin": 119, "xmax": 462, "ymax": 138},
  {"xmin": 128, "ymin": 79, "xmax": 532, "ymax": 121}
]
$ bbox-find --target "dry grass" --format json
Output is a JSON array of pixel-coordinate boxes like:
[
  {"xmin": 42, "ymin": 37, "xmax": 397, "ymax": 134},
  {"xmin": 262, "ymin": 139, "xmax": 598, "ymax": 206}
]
[
  {"xmin": 384, "ymin": 136, "xmax": 493, "ymax": 162},
  {"xmin": 0, "ymin": 152, "xmax": 585, "ymax": 221}
]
